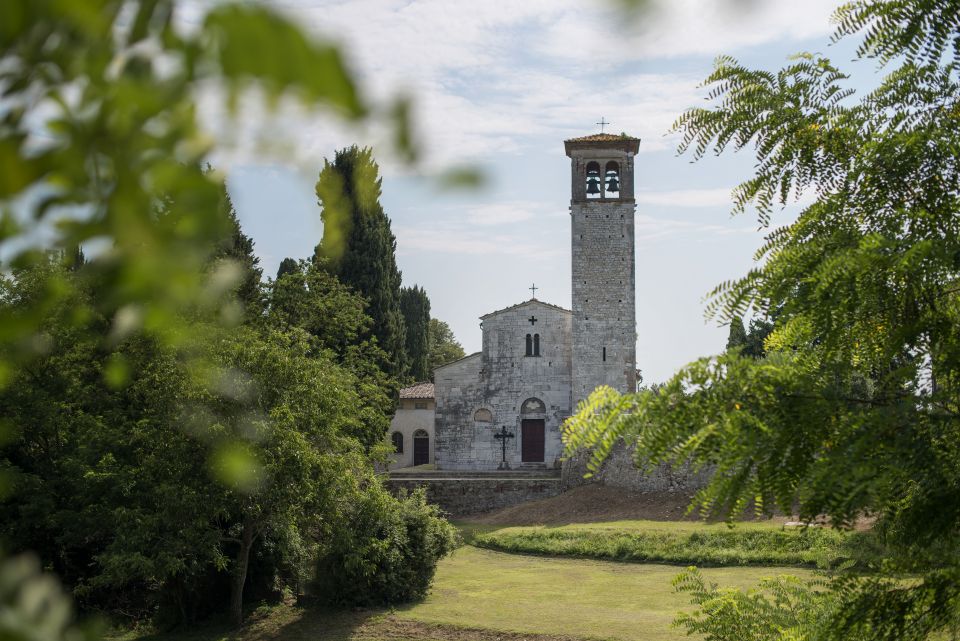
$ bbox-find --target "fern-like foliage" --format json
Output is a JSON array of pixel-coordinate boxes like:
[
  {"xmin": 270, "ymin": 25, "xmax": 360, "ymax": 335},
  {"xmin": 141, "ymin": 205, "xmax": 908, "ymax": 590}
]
[{"xmin": 564, "ymin": 1, "xmax": 960, "ymax": 639}]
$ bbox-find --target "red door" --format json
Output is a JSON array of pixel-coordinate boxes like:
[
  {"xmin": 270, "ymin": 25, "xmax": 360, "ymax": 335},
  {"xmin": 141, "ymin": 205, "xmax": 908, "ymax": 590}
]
[{"xmin": 521, "ymin": 419, "xmax": 545, "ymax": 462}]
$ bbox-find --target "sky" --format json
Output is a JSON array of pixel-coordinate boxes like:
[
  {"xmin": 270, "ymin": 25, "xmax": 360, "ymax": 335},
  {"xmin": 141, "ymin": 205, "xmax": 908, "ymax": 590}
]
[{"xmin": 217, "ymin": 0, "xmax": 877, "ymax": 383}]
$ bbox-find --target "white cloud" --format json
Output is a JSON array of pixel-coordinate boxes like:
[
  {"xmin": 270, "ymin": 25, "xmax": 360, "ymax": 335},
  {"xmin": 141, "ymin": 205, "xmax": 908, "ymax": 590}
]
[
  {"xmin": 635, "ymin": 187, "xmax": 732, "ymax": 207},
  {"xmin": 193, "ymin": 0, "xmax": 842, "ymax": 172},
  {"xmin": 634, "ymin": 213, "xmax": 754, "ymax": 243},
  {"xmin": 536, "ymin": 0, "xmax": 837, "ymax": 66},
  {"xmin": 463, "ymin": 201, "xmax": 559, "ymax": 226},
  {"xmin": 394, "ymin": 225, "xmax": 564, "ymax": 259}
]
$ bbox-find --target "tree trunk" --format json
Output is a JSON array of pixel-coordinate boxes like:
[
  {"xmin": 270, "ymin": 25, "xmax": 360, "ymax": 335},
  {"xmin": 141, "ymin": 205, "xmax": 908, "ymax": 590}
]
[{"xmin": 230, "ymin": 520, "xmax": 256, "ymax": 628}]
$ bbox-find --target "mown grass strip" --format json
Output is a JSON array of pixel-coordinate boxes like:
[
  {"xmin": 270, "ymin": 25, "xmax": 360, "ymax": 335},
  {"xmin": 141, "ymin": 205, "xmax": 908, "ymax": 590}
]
[{"xmin": 473, "ymin": 523, "xmax": 849, "ymax": 568}]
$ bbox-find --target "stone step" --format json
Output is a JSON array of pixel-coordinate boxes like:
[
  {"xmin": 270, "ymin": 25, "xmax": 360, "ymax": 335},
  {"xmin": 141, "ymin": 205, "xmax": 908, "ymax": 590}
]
[{"xmin": 387, "ymin": 468, "xmax": 561, "ymax": 480}]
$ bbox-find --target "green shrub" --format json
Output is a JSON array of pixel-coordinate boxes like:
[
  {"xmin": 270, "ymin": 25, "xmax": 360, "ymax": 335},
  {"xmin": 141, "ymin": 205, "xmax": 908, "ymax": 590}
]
[
  {"xmin": 314, "ymin": 486, "xmax": 459, "ymax": 605},
  {"xmin": 474, "ymin": 523, "xmax": 850, "ymax": 568}
]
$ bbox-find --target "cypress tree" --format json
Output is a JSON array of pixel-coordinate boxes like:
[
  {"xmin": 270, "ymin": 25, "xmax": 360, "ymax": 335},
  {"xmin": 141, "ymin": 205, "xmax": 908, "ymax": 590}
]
[
  {"xmin": 400, "ymin": 285, "xmax": 431, "ymax": 382},
  {"xmin": 314, "ymin": 146, "xmax": 407, "ymax": 376},
  {"xmin": 725, "ymin": 316, "xmax": 748, "ymax": 352},
  {"xmin": 212, "ymin": 186, "xmax": 264, "ymax": 319},
  {"xmin": 276, "ymin": 257, "xmax": 298, "ymax": 280},
  {"xmin": 744, "ymin": 317, "xmax": 774, "ymax": 359}
]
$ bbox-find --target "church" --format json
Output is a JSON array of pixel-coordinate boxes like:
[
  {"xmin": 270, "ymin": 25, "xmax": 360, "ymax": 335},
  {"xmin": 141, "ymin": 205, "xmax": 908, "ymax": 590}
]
[{"xmin": 429, "ymin": 132, "xmax": 641, "ymax": 470}]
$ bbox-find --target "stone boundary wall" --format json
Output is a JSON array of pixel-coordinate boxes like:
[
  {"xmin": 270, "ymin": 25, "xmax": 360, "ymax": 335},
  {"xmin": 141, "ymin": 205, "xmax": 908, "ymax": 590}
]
[
  {"xmin": 562, "ymin": 440, "xmax": 711, "ymax": 493},
  {"xmin": 386, "ymin": 477, "xmax": 563, "ymax": 516}
]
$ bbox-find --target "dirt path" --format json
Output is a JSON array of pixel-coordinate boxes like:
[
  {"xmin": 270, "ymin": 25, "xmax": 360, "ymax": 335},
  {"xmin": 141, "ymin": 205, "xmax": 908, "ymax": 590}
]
[{"xmin": 350, "ymin": 617, "xmax": 596, "ymax": 641}]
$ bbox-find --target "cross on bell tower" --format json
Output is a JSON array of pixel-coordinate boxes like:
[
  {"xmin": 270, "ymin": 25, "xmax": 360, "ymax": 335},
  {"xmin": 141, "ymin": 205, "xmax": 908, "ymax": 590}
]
[{"xmin": 529, "ymin": 283, "xmax": 538, "ymax": 299}]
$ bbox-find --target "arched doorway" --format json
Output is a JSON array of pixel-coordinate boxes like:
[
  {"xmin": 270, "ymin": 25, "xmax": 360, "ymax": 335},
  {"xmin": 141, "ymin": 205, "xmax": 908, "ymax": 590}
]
[
  {"xmin": 413, "ymin": 429, "xmax": 430, "ymax": 466},
  {"xmin": 520, "ymin": 397, "xmax": 545, "ymax": 463}
]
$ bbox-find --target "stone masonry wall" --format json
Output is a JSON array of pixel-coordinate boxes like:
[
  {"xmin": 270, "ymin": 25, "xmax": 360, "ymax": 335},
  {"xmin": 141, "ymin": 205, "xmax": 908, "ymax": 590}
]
[
  {"xmin": 569, "ymin": 148, "xmax": 637, "ymax": 403},
  {"xmin": 388, "ymin": 477, "xmax": 563, "ymax": 516},
  {"xmin": 562, "ymin": 440, "xmax": 711, "ymax": 493},
  {"xmin": 433, "ymin": 301, "xmax": 573, "ymax": 470}
]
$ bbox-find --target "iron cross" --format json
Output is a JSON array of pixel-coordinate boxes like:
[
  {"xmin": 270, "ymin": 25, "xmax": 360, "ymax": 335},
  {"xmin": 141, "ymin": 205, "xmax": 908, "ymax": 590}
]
[
  {"xmin": 596, "ymin": 117, "xmax": 609, "ymax": 133},
  {"xmin": 529, "ymin": 283, "xmax": 538, "ymax": 298},
  {"xmin": 494, "ymin": 426, "xmax": 515, "ymax": 469}
]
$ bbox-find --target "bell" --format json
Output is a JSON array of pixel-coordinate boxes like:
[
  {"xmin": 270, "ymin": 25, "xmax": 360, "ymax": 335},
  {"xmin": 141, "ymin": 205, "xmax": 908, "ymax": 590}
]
[
  {"xmin": 586, "ymin": 177, "xmax": 601, "ymax": 194},
  {"xmin": 606, "ymin": 175, "xmax": 620, "ymax": 192}
]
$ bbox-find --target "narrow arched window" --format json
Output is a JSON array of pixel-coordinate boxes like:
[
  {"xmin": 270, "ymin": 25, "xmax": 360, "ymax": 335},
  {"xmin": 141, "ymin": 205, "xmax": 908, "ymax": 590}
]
[
  {"xmin": 604, "ymin": 161, "xmax": 620, "ymax": 198},
  {"xmin": 391, "ymin": 431, "xmax": 403, "ymax": 454},
  {"xmin": 585, "ymin": 161, "xmax": 601, "ymax": 199},
  {"xmin": 525, "ymin": 334, "xmax": 533, "ymax": 356},
  {"xmin": 533, "ymin": 333, "xmax": 540, "ymax": 356},
  {"xmin": 602, "ymin": 346, "xmax": 606, "ymax": 362}
]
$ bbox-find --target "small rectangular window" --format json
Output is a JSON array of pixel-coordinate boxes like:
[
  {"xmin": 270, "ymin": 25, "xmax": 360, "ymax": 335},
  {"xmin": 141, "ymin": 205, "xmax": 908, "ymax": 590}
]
[
  {"xmin": 414, "ymin": 401, "xmax": 428, "ymax": 410},
  {"xmin": 603, "ymin": 347, "xmax": 606, "ymax": 362}
]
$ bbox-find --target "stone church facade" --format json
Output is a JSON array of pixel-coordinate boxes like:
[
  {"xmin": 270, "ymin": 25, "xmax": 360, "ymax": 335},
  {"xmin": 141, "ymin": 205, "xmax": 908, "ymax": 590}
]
[{"xmin": 434, "ymin": 133, "xmax": 640, "ymax": 471}]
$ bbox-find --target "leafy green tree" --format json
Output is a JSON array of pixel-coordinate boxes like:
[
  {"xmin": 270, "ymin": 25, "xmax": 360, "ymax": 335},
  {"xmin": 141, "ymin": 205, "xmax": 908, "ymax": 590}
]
[
  {"xmin": 725, "ymin": 316, "xmax": 748, "ymax": 351},
  {"xmin": 269, "ymin": 260, "xmax": 372, "ymax": 352},
  {"xmin": 400, "ymin": 286, "xmax": 432, "ymax": 382},
  {"xmin": 202, "ymin": 327, "xmax": 370, "ymax": 627},
  {"xmin": 0, "ymin": 257, "xmax": 226, "ymax": 621},
  {"xmin": 268, "ymin": 261, "xmax": 396, "ymax": 449},
  {"xmin": 564, "ymin": 1, "xmax": 960, "ymax": 639},
  {"xmin": 314, "ymin": 146, "xmax": 408, "ymax": 377},
  {"xmin": 0, "ymin": 258, "xmax": 421, "ymax": 626},
  {"xmin": 0, "ymin": 0, "xmax": 430, "ymax": 636},
  {"xmin": 428, "ymin": 318, "xmax": 466, "ymax": 376}
]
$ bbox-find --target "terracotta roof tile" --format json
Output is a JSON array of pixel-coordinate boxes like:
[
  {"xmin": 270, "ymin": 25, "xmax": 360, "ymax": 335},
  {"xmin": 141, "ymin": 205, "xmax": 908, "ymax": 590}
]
[{"xmin": 399, "ymin": 382, "xmax": 435, "ymax": 399}]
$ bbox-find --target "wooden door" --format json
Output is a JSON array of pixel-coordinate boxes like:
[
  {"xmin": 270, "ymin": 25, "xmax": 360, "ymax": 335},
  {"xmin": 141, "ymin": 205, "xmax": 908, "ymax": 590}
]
[
  {"xmin": 521, "ymin": 419, "xmax": 545, "ymax": 463},
  {"xmin": 413, "ymin": 433, "xmax": 429, "ymax": 466}
]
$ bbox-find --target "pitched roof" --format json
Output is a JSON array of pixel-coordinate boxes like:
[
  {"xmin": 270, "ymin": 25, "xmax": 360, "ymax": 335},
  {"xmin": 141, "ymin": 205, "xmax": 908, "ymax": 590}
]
[
  {"xmin": 479, "ymin": 298, "xmax": 571, "ymax": 320},
  {"xmin": 433, "ymin": 351, "xmax": 481, "ymax": 371},
  {"xmin": 399, "ymin": 382, "xmax": 435, "ymax": 399},
  {"xmin": 564, "ymin": 132, "xmax": 640, "ymax": 143}
]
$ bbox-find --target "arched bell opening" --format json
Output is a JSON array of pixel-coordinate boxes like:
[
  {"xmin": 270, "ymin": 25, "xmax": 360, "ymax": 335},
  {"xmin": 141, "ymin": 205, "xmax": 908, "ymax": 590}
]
[
  {"xmin": 604, "ymin": 161, "xmax": 621, "ymax": 199},
  {"xmin": 585, "ymin": 161, "xmax": 601, "ymax": 199}
]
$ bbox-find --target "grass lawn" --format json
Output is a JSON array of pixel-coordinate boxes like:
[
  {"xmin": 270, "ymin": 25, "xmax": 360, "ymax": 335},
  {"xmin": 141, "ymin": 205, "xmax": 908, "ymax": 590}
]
[
  {"xmin": 393, "ymin": 545, "xmax": 814, "ymax": 641},
  {"xmin": 111, "ymin": 520, "xmax": 822, "ymax": 641},
  {"xmin": 472, "ymin": 519, "xmax": 849, "ymax": 568}
]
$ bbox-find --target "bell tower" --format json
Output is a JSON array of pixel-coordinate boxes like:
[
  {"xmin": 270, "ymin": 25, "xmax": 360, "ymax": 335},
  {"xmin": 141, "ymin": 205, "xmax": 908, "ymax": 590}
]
[{"xmin": 566, "ymin": 133, "xmax": 640, "ymax": 402}]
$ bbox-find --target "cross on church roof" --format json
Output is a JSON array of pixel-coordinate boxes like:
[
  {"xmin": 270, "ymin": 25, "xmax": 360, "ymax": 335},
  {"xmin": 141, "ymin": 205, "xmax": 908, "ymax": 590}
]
[
  {"xmin": 596, "ymin": 117, "xmax": 609, "ymax": 133},
  {"xmin": 529, "ymin": 283, "xmax": 538, "ymax": 298}
]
